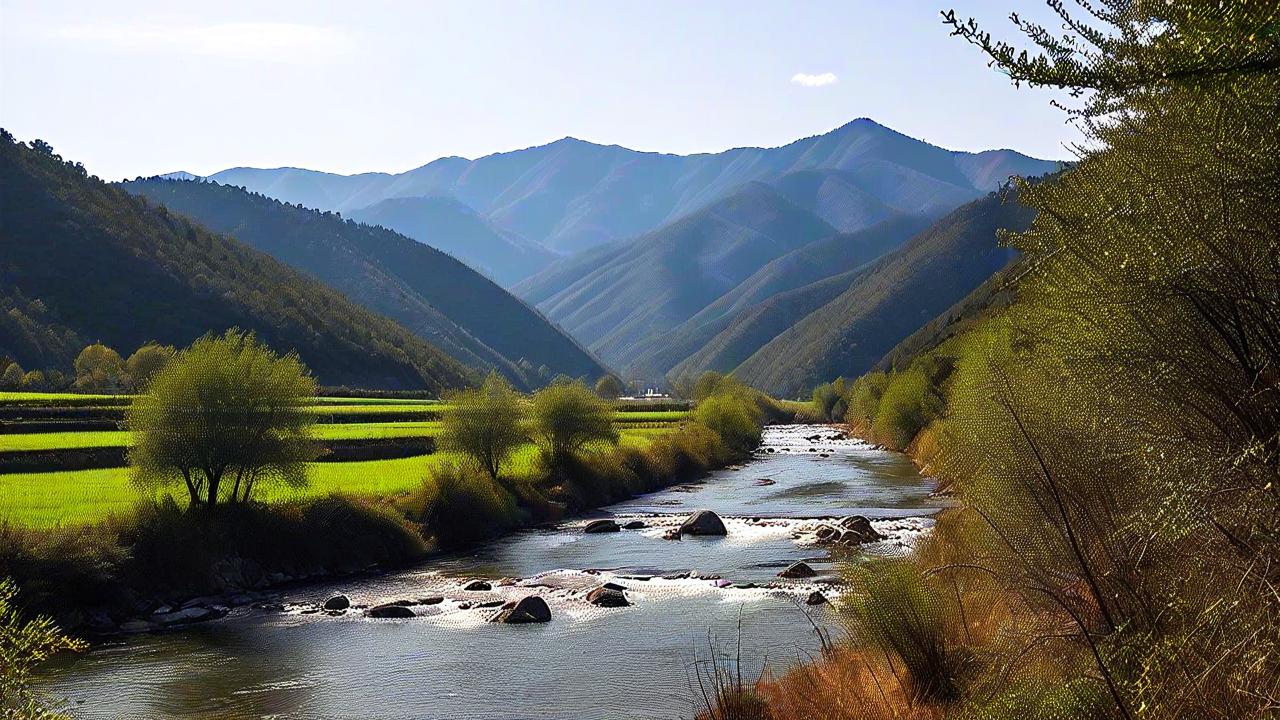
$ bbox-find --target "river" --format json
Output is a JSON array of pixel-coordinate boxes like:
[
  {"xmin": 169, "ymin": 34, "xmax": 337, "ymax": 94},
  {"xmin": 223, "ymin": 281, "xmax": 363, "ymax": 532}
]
[{"xmin": 41, "ymin": 425, "xmax": 943, "ymax": 719}]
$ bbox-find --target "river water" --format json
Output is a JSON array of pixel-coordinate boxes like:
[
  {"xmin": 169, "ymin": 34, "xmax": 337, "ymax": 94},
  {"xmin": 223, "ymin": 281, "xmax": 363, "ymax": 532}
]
[{"xmin": 41, "ymin": 425, "xmax": 942, "ymax": 719}]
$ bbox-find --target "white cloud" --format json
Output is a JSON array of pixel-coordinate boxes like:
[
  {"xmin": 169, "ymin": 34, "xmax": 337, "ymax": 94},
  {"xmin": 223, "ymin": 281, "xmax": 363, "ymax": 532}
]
[
  {"xmin": 791, "ymin": 72, "xmax": 839, "ymax": 88},
  {"xmin": 49, "ymin": 21, "xmax": 354, "ymax": 63}
]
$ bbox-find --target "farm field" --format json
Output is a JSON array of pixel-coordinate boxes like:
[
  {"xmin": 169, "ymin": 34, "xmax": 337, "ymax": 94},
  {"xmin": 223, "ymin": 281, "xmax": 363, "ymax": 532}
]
[{"xmin": 0, "ymin": 391, "xmax": 687, "ymax": 528}]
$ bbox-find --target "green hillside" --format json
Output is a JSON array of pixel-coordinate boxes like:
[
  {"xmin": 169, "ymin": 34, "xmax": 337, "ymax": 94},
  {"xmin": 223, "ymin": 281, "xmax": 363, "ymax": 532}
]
[
  {"xmin": 734, "ymin": 189, "xmax": 1035, "ymax": 396},
  {"xmin": 122, "ymin": 178, "xmax": 606, "ymax": 389},
  {"xmin": 0, "ymin": 133, "xmax": 474, "ymax": 391}
]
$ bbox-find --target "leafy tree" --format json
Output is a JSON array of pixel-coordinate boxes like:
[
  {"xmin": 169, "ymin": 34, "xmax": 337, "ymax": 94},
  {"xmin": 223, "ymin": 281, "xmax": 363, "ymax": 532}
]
[
  {"xmin": 693, "ymin": 371, "xmax": 730, "ymax": 402},
  {"xmin": 72, "ymin": 343, "xmax": 124, "ymax": 391},
  {"xmin": 693, "ymin": 386, "xmax": 763, "ymax": 454},
  {"xmin": 0, "ymin": 578, "xmax": 85, "ymax": 719},
  {"xmin": 124, "ymin": 342, "xmax": 176, "ymax": 390},
  {"xmin": 20, "ymin": 370, "xmax": 44, "ymax": 389},
  {"xmin": 1, "ymin": 362, "xmax": 23, "ymax": 389},
  {"xmin": 437, "ymin": 373, "xmax": 526, "ymax": 481},
  {"xmin": 594, "ymin": 374, "xmax": 625, "ymax": 400},
  {"xmin": 127, "ymin": 330, "xmax": 320, "ymax": 508},
  {"xmin": 529, "ymin": 379, "xmax": 618, "ymax": 466}
]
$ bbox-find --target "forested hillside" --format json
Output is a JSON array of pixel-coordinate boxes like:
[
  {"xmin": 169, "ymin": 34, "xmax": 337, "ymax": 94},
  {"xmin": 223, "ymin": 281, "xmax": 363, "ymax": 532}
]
[
  {"xmin": 122, "ymin": 178, "xmax": 605, "ymax": 389},
  {"xmin": 733, "ymin": 190, "xmax": 1034, "ymax": 396},
  {"xmin": 0, "ymin": 133, "xmax": 474, "ymax": 391},
  {"xmin": 203, "ymin": 119, "xmax": 1058, "ymax": 255}
]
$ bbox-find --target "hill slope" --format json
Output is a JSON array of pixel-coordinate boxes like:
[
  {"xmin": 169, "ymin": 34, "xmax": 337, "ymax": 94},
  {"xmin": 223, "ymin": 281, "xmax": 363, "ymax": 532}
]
[
  {"xmin": 513, "ymin": 183, "xmax": 838, "ymax": 369},
  {"xmin": 122, "ymin": 178, "xmax": 605, "ymax": 388},
  {"xmin": 348, "ymin": 195, "xmax": 556, "ymax": 285},
  {"xmin": 733, "ymin": 190, "xmax": 1036, "ymax": 396},
  {"xmin": 0, "ymin": 134, "xmax": 473, "ymax": 391},
  {"xmin": 201, "ymin": 119, "xmax": 1060, "ymax": 254},
  {"xmin": 639, "ymin": 214, "xmax": 935, "ymax": 378}
]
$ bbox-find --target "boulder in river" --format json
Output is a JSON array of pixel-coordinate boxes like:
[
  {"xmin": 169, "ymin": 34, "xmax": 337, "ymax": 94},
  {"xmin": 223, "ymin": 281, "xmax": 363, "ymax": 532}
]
[
  {"xmin": 814, "ymin": 525, "xmax": 840, "ymax": 543},
  {"xmin": 678, "ymin": 510, "xmax": 727, "ymax": 536},
  {"xmin": 586, "ymin": 586, "xmax": 630, "ymax": 607},
  {"xmin": 806, "ymin": 591, "xmax": 828, "ymax": 606},
  {"xmin": 491, "ymin": 596, "xmax": 552, "ymax": 624},
  {"xmin": 366, "ymin": 603, "xmax": 416, "ymax": 619},
  {"xmin": 323, "ymin": 595, "xmax": 350, "ymax": 611},
  {"xmin": 622, "ymin": 520, "xmax": 647, "ymax": 530},
  {"xmin": 838, "ymin": 516, "xmax": 885, "ymax": 543},
  {"xmin": 778, "ymin": 562, "xmax": 817, "ymax": 579},
  {"xmin": 153, "ymin": 605, "xmax": 228, "ymax": 626},
  {"xmin": 419, "ymin": 596, "xmax": 445, "ymax": 605},
  {"xmin": 584, "ymin": 519, "xmax": 621, "ymax": 534},
  {"xmin": 464, "ymin": 580, "xmax": 492, "ymax": 591}
]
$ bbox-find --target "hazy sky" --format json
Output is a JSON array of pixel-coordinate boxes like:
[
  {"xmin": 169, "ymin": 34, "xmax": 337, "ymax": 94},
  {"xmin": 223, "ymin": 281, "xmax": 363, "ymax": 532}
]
[{"xmin": 0, "ymin": 1, "xmax": 1079, "ymax": 181}]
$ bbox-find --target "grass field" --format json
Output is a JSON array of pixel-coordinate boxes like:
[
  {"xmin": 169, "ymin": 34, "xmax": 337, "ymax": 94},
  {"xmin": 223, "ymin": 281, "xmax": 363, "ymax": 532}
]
[{"xmin": 0, "ymin": 429, "xmax": 664, "ymax": 528}]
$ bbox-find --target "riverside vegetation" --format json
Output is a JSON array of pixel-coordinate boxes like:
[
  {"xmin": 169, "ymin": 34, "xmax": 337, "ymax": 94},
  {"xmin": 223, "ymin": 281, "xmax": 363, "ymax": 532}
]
[
  {"xmin": 0, "ymin": 328, "xmax": 781, "ymax": 717},
  {"xmin": 702, "ymin": 5, "xmax": 1280, "ymax": 720}
]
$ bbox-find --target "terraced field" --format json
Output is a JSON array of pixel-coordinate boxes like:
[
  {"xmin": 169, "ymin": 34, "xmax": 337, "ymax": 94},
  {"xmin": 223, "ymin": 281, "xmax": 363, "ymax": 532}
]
[{"xmin": 0, "ymin": 391, "xmax": 689, "ymax": 528}]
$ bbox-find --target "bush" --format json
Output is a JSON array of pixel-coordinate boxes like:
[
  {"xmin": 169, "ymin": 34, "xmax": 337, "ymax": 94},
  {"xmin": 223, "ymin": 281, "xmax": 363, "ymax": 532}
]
[
  {"xmin": 0, "ymin": 578, "xmax": 85, "ymax": 720},
  {"xmin": 693, "ymin": 387, "xmax": 764, "ymax": 455},
  {"xmin": 529, "ymin": 378, "xmax": 618, "ymax": 471},
  {"xmin": 870, "ymin": 366, "xmax": 943, "ymax": 450},
  {"xmin": 413, "ymin": 462, "xmax": 523, "ymax": 547},
  {"xmin": 843, "ymin": 372, "xmax": 890, "ymax": 427}
]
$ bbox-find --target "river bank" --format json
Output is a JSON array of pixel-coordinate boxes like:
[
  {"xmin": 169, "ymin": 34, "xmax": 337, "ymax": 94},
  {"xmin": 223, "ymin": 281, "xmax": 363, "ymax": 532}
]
[{"xmin": 38, "ymin": 424, "xmax": 945, "ymax": 719}]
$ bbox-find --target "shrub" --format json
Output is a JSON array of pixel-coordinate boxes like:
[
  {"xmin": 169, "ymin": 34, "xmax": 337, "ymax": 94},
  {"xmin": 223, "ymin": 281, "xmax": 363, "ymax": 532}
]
[
  {"xmin": 0, "ymin": 578, "xmax": 85, "ymax": 720},
  {"xmin": 844, "ymin": 559, "xmax": 971, "ymax": 705},
  {"xmin": 843, "ymin": 372, "xmax": 890, "ymax": 427},
  {"xmin": 693, "ymin": 388, "xmax": 763, "ymax": 455},
  {"xmin": 413, "ymin": 462, "xmax": 523, "ymax": 547},
  {"xmin": 529, "ymin": 378, "xmax": 618, "ymax": 470},
  {"xmin": 870, "ymin": 366, "xmax": 942, "ymax": 450}
]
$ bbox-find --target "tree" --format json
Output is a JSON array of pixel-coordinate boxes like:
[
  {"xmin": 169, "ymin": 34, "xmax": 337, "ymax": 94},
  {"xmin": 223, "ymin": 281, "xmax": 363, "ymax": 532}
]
[
  {"xmin": 125, "ymin": 342, "xmax": 176, "ymax": 390},
  {"xmin": 594, "ymin": 374, "xmax": 625, "ymax": 400},
  {"xmin": 529, "ymin": 379, "xmax": 618, "ymax": 466},
  {"xmin": 693, "ymin": 371, "xmax": 729, "ymax": 402},
  {"xmin": 437, "ymin": 373, "xmax": 526, "ymax": 481},
  {"xmin": 73, "ymin": 343, "xmax": 124, "ymax": 391},
  {"xmin": 1, "ymin": 362, "xmax": 23, "ymax": 389},
  {"xmin": 20, "ymin": 370, "xmax": 45, "ymax": 389},
  {"xmin": 127, "ymin": 330, "xmax": 320, "ymax": 508},
  {"xmin": 0, "ymin": 578, "xmax": 85, "ymax": 719}
]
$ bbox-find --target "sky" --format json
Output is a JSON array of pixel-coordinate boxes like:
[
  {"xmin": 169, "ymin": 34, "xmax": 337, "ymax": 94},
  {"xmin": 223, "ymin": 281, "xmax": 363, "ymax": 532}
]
[{"xmin": 0, "ymin": 0, "xmax": 1081, "ymax": 181}]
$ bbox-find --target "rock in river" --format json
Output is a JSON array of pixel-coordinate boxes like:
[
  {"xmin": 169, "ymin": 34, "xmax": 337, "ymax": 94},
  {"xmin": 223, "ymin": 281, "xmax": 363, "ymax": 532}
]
[
  {"xmin": 464, "ymin": 580, "xmax": 492, "ymax": 591},
  {"xmin": 622, "ymin": 520, "xmax": 647, "ymax": 530},
  {"xmin": 323, "ymin": 595, "xmax": 350, "ymax": 611},
  {"xmin": 583, "ymin": 519, "xmax": 621, "ymax": 534},
  {"xmin": 778, "ymin": 561, "xmax": 817, "ymax": 579},
  {"xmin": 678, "ymin": 510, "xmax": 727, "ymax": 536},
  {"xmin": 367, "ymin": 603, "xmax": 416, "ymax": 619},
  {"xmin": 586, "ymin": 586, "xmax": 630, "ymax": 607},
  {"xmin": 838, "ymin": 515, "xmax": 885, "ymax": 543},
  {"xmin": 490, "ymin": 596, "xmax": 552, "ymax": 624},
  {"xmin": 806, "ymin": 591, "xmax": 828, "ymax": 606}
]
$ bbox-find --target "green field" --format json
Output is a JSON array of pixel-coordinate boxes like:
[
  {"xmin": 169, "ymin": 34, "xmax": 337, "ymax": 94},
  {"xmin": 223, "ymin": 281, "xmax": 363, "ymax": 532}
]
[{"xmin": 0, "ymin": 390, "xmax": 683, "ymax": 528}]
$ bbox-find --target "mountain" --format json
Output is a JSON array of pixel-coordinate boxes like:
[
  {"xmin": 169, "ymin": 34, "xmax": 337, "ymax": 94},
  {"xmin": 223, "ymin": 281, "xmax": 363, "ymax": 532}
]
[
  {"xmin": 348, "ymin": 195, "xmax": 556, "ymax": 285},
  {"xmin": 121, "ymin": 178, "xmax": 606, "ymax": 389},
  {"xmin": 730, "ymin": 189, "xmax": 1036, "ymax": 396},
  {"xmin": 0, "ymin": 132, "xmax": 473, "ymax": 392},
  {"xmin": 197, "ymin": 119, "xmax": 1060, "ymax": 255},
  {"xmin": 512, "ymin": 183, "xmax": 838, "ymax": 369},
  {"xmin": 634, "ymin": 213, "xmax": 936, "ymax": 378}
]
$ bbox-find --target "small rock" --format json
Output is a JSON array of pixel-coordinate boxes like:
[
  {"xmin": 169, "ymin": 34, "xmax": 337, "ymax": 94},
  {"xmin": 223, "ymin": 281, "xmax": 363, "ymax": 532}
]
[
  {"xmin": 586, "ymin": 586, "xmax": 630, "ymax": 607},
  {"xmin": 602, "ymin": 582, "xmax": 628, "ymax": 591},
  {"xmin": 754, "ymin": 478, "xmax": 776, "ymax": 486},
  {"xmin": 464, "ymin": 580, "xmax": 492, "ymax": 591},
  {"xmin": 477, "ymin": 600, "xmax": 506, "ymax": 608},
  {"xmin": 366, "ymin": 603, "xmax": 416, "ymax": 619},
  {"xmin": 388, "ymin": 599, "xmax": 416, "ymax": 607},
  {"xmin": 778, "ymin": 561, "xmax": 817, "ymax": 579},
  {"xmin": 583, "ymin": 519, "xmax": 621, "ymax": 534},
  {"xmin": 153, "ymin": 606, "xmax": 227, "ymax": 626},
  {"xmin": 662, "ymin": 528, "xmax": 682, "ymax": 541},
  {"xmin": 622, "ymin": 520, "xmax": 647, "ymax": 530},
  {"xmin": 323, "ymin": 595, "xmax": 350, "ymax": 611},
  {"xmin": 490, "ymin": 596, "xmax": 552, "ymax": 624},
  {"xmin": 458, "ymin": 602, "xmax": 472, "ymax": 610},
  {"xmin": 806, "ymin": 591, "xmax": 828, "ymax": 606},
  {"xmin": 419, "ymin": 596, "xmax": 445, "ymax": 605},
  {"xmin": 678, "ymin": 510, "xmax": 727, "ymax": 536}
]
